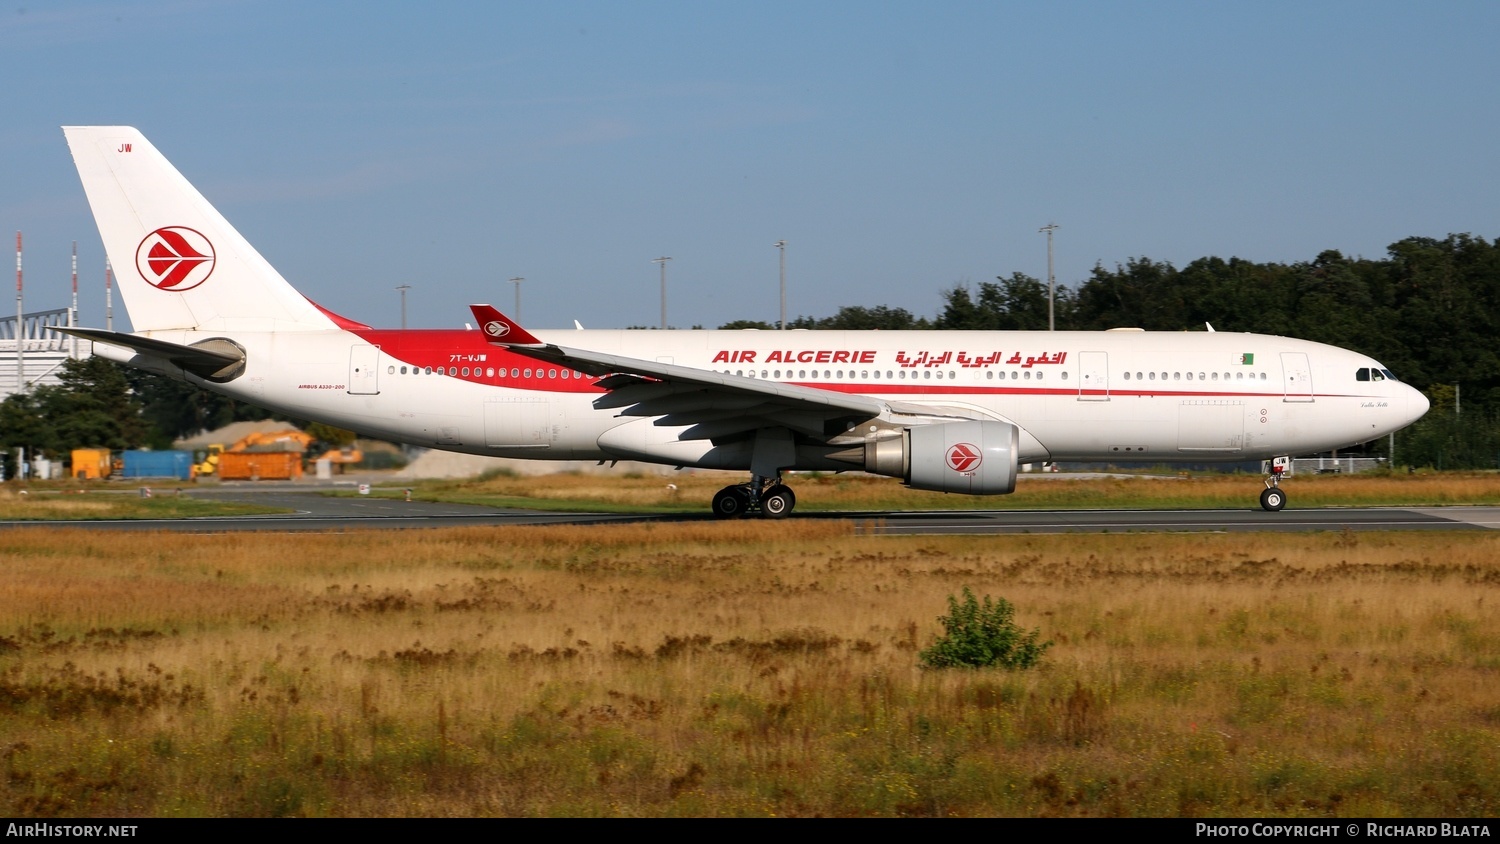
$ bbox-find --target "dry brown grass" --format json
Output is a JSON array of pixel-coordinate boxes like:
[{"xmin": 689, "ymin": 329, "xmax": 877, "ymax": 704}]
[{"xmin": 0, "ymin": 523, "xmax": 1496, "ymax": 816}]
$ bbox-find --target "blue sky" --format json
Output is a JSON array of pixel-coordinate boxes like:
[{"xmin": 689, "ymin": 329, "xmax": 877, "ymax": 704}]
[{"xmin": 3, "ymin": 1, "xmax": 1497, "ymax": 331}]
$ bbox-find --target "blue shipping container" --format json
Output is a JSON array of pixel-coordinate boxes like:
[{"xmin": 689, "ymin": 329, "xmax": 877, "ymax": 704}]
[{"xmin": 121, "ymin": 450, "xmax": 194, "ymax": 480}]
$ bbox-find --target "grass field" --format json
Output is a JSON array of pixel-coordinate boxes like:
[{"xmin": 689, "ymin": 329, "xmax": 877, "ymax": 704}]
[
  {"xmin": 0, "ymin": 522, "xmax": 1495, "ymax": 816},
  {"xmin": 0, "ymin": 487, "xmax": 287, "ymax": 521}
]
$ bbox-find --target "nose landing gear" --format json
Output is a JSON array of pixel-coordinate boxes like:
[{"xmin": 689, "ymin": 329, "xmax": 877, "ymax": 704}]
[
  {"xmin": 1260, "ymin": 460, "xmax": 1288, "ymax": 511},
  {"xmin": 711, "ymin": 474, "xmax": 796, "ymax": 519}
]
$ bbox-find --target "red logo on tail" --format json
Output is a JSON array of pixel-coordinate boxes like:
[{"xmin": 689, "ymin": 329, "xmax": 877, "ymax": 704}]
[
  {"xmin": 945, "ymin": 443, "xmax": 982, "ymax": 473},
  {"xmin": 136, "ymin": 227, "xmax": 215, "ymax": 291}
]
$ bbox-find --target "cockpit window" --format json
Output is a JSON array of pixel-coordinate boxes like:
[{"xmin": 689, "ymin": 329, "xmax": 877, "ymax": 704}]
[
  {"xmin": 1382, "ymin": 369, "xmax": 1398, "ymax": 381},
  {"xmin": 1356, "ymin": 368, "xmax": 1370, "ymax": 381}
]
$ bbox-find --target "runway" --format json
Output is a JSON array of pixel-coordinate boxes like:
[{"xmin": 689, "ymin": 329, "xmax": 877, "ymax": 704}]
[{"xmin": 4, "ymin": 489, "xmax": 1500, "ymax": 535}]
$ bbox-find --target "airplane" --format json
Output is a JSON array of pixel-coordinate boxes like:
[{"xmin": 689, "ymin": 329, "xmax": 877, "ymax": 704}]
[{"xmin": 59, "ymin": 126, "xmax": 1429, "ymax": 517}]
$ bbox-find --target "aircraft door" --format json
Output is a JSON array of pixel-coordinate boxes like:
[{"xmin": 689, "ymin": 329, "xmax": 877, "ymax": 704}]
[
  {"xmin": 348, "ymin": 345, "xmax": 380, "ymax": 395},
  {"xmin": 485, "ymin": 398, "xmax": 551, "ymax": 447},
  {"xmin": 1280, "ymin": 352, "xmax": 1314, "ymax": 403},
  {"xmin": 1077, "ymin": 351, "xmax": 1109, "ymax": 401}
]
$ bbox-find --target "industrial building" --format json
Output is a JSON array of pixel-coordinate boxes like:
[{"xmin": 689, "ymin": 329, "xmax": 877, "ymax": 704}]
[{"xmin": 0, "ymin": 308, "xmax": 91, "ymax": 402}]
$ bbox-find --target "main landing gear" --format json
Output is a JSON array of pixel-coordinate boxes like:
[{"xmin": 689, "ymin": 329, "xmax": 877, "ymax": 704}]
[
  {"xmin": 712, "ymin": 474, "xmax": 796, "ymax": 519},
  {"xmin": 1259, "ymin": 462, "xmax": 1287, "ymax": 512}
]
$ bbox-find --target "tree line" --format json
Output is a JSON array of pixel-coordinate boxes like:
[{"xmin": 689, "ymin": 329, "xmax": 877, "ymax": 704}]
[
  {"xmin": 730, "ymin": 233, "xmax": 1500, "ymax": 467},
  {"xmin": 3, "ymin": 233, "xmax": 1495, "ymax": 473}
]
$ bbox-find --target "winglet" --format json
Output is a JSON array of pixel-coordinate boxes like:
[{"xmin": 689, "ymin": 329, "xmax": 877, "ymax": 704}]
[{"xmin": 469, "ymin": 304, "xmax": 543, "ymax": 346}]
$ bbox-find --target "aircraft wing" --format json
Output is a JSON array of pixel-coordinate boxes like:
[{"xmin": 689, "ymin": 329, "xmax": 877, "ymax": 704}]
[{"xmin": 470, "ymin": 305, "xmax": 885, "ymax": 440}]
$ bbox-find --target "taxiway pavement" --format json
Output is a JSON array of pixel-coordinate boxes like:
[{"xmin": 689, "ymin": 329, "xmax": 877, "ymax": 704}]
[{"xmin": 3, "ymin": 488, "xmax": 1499, "ymax": 535}]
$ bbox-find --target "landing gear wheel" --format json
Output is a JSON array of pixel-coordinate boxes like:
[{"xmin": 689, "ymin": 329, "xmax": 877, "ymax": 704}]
[
  {"xmin": 761, "ymin": 485, "xmax": 795, "ymax": 519},
  {"xmin": 712, "ymin": 485, "xmax": 751, "ymax": 519},
  {"xmin": 1260, "ymin": 487, "xmax": 1286, "ymax": 512}
]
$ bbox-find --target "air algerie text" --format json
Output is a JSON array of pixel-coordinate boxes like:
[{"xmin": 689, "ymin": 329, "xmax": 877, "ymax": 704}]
[
  {"xmin": 709, "ymin": 349, "xmax": 1070, "ymax": 368},
  {"xmin": 713, "ymin": 350, "xmax": 876, "ymax": 365}
]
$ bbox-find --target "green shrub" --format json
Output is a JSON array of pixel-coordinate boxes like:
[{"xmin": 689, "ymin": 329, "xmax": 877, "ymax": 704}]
[{"xmin": 919, "ymin": 587, "xmax": 1051, "ymax": 669}]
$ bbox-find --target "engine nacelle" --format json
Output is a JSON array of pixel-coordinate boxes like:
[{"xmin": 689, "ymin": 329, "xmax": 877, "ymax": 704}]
[{"xmin": 862, "ymin": 420, "xmax": 1019, "ymax": 495}]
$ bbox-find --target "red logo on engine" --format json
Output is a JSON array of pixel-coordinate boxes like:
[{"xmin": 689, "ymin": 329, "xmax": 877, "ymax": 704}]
[
  {"xmin": 136, "ymin": 227, "xmax": 215, "ymax": 291},
  {"xmin": 946, "ymin": 443, "xmax": 982, "ymax": 472}
]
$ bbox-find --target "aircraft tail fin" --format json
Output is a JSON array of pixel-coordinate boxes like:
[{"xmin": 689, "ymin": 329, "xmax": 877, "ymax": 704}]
[{"xmin": 62, "ymin": 126, "xmax": 337, "ymax": 333}]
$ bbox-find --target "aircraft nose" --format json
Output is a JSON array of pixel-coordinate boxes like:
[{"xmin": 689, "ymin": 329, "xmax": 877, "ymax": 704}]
[{"xmin": 1405, "ymin": 384, "xmax": 1430, "ymax": 426}]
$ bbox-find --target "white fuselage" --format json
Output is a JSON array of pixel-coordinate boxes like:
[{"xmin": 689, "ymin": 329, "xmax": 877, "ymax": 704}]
[{"xmin": 99, "ymin": 326, "xmax": 1428, "ymax": 470}]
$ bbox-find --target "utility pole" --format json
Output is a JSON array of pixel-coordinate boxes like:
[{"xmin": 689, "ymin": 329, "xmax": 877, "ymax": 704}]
[
  {"xmin": 652, "ymin": 256, "xmax": 672, "ymax": 329},
  {"xmin": 774, "ymin": 240, "xmax": 787, "ymax": 330},
  {"xmin": 70, "ymin": 242, "xmax": 79, "ymax": 359},
  {"xmin": 15, "ymin": 232, "xmax": 23, "ymax": 392},
  {"xmin": 509, "ymin": 277, "xmax": 524, "ymax": 321},
  {"xmin": 395, "ymin": 284, "xmax": 411, "ymax": 329},
  {"xmin": 105, "ymin": 256, "xmax": 114, "ymax": 332},
  {"xmin": 1039, "ymin": 223, "xmax": 1059, "ymax": 331}
]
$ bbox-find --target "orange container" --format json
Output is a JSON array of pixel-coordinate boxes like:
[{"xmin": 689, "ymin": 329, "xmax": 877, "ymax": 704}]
[{"xmin": 216, "ymin": 451, "xmax": 303, "ymax": 480}]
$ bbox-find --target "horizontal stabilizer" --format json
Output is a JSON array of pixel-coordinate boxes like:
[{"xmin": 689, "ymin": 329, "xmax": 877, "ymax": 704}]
[{"xmin": 61, "ymin": 328, "xmax": 246, "ymax": 382}]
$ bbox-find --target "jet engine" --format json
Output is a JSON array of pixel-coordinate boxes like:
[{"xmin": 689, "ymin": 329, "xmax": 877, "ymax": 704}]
[{"xmin": 859, "ymin": 420, "xmax": 1019, "ymax": 495}]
